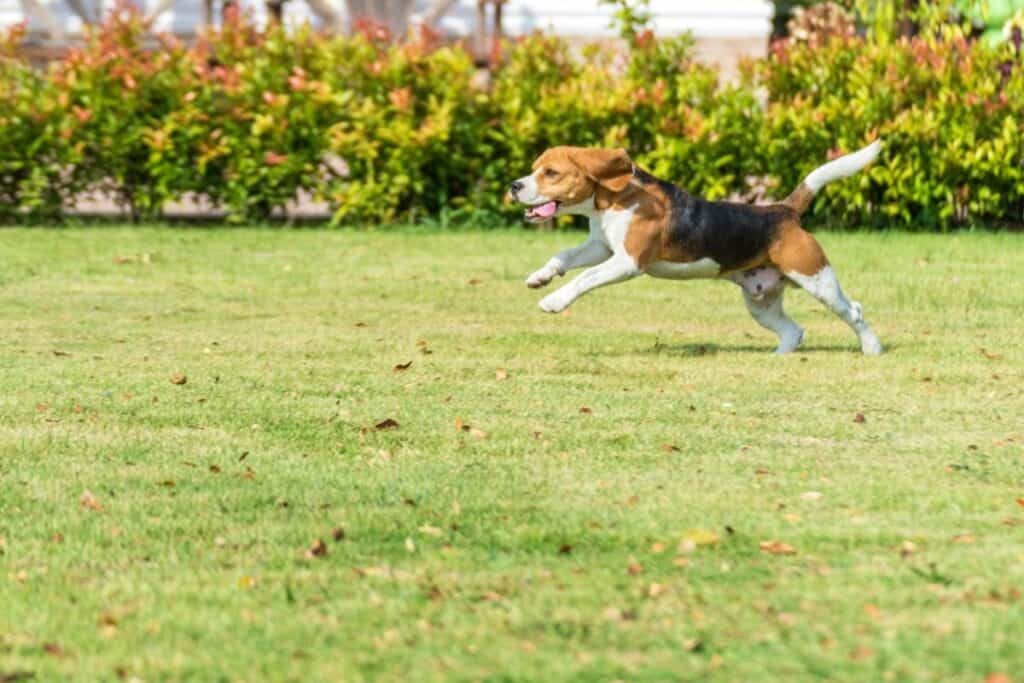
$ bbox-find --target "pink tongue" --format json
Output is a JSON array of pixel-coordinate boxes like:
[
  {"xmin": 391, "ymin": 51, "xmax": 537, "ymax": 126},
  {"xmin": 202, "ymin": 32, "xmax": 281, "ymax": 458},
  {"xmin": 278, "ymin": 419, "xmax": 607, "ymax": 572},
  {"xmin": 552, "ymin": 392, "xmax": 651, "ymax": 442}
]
[{"xmin": 533, "ymin": 201, "xmax": 558, "ymax": 218}]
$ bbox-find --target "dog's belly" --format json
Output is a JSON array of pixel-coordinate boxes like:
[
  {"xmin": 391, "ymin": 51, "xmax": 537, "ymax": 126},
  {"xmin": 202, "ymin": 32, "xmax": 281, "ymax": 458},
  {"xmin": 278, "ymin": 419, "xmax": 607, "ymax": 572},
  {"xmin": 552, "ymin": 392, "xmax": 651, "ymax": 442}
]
[{"xmin": 644, "ymin": 258, "xmax": 721, "ymax": 280}]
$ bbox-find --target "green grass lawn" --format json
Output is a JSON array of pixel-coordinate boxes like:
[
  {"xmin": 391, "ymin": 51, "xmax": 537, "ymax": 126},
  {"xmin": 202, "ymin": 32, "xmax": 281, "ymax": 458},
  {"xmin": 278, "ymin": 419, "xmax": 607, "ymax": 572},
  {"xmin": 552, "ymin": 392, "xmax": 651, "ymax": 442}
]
[{"xmin": 1, "ymin": 227, "xmax": 1023, "ymax": 682}]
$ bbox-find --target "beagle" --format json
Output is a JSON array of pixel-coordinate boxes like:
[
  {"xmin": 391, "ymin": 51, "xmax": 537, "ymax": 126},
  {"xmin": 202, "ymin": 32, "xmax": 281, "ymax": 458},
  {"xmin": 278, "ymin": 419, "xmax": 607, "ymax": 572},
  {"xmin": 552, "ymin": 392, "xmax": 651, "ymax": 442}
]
[{"xmin": 510, "ymin": 142, "xmax": 883, "ymax": 354}]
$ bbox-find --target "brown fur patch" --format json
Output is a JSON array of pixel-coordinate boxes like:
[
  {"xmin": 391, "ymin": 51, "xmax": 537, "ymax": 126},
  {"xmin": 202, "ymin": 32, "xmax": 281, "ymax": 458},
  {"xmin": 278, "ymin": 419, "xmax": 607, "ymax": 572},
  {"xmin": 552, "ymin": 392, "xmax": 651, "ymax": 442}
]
[
  {"xmin": 782, "ymin": 183, "xmax": 816, "ymax": 216},
  {"xmin": 767, "ymin": 220, "xmax": 829, "ymax": 275}
]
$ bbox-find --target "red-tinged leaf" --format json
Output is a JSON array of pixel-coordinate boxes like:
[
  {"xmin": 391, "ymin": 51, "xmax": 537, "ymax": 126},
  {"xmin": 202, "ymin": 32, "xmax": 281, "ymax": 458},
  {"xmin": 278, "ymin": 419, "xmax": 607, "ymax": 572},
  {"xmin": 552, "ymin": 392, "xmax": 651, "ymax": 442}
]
[
  {"xmin": 79, "ymin": 490, "xmax": 102, "ymax": 512},
  {"xmin": 986, "ymin": 673, "xmax": 1013, "ymax": 683},
  {"xmin": 627, "ymin": 561, "xmax": 644, "ymax": 575},
  {"xmin": 264, "ymin": 151, "xmax": 288, "ymax": 166},
  {"xmin": 853, "ymin": 413, "xmax": 866, "ymax": 424},
  {"xmin": 759, "ymin": 540, "xmax": 797, "ymax": 555},
  {"xmin": 393, "ymin": 361, "xmax": 413, "ymax": 373},
  {"xmin": 375, "ymin": 418, "xmax": 399, "ymax": 430},
  {"xmin": 170, "ymin": 373, "xmax": 187, "ymax": 385},
  {"xmin": 1017, "ymin": 498, "xmax": 1024, "ymax": 509}
]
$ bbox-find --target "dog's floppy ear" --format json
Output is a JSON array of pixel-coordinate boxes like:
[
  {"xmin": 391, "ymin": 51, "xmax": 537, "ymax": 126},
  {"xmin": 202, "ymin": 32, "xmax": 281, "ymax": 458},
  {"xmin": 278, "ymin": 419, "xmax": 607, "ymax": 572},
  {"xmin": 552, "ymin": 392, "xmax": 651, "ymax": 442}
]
[{"xmin": 568, "ymin": 148, "xmax": 634, "ymax": 193}]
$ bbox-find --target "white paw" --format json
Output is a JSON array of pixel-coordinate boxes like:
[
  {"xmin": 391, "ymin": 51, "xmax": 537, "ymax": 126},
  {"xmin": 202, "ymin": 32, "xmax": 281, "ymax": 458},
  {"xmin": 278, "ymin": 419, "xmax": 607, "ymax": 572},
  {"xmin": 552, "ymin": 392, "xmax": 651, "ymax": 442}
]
[
  {"xmin": 525, "ymin": 266, "xmax": 559, "ymax": 289},
  {"xmin": 860, "ymin": 333, "xmax": 883, "ymax": 356},
  {"xmin": 538, "ymin": 291, "xmax": 573, "ymax": 313}
]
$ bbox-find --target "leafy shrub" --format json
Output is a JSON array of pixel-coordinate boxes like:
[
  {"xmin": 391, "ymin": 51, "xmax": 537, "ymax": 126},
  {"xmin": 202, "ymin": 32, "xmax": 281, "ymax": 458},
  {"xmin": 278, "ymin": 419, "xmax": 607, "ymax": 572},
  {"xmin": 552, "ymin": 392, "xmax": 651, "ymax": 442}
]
[{"xmin": 0, "ymin": 5, "xmax": 1021, "ymax": 229}]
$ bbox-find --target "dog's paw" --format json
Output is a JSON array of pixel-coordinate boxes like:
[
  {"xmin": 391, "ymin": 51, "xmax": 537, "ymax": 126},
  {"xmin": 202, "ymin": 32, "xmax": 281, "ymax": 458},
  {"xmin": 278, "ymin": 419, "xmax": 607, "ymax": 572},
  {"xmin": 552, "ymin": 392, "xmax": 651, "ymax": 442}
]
[
  {"xmin": 538, "ymin": 291, "xmax": 572, "ymax": 313},
  {"xmin": 525, "ymin": 266, "xmax": 558, "ymax": 289}
]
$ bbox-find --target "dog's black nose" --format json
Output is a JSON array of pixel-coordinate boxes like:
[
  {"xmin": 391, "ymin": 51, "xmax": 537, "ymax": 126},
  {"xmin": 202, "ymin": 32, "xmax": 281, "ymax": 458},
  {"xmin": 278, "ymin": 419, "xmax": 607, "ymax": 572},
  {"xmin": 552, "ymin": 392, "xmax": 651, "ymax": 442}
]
[{"xmin": 509, "ymin": 181, "xmax": 524, "ymax": 196}]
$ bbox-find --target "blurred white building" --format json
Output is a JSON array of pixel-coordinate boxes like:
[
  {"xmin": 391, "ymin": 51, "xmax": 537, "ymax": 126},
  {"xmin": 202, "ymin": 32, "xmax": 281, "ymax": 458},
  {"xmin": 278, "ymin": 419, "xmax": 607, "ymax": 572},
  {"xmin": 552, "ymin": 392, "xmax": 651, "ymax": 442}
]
[{"xmin": 0, "ymin": 0, "xmax": 773, "ymax": 69}]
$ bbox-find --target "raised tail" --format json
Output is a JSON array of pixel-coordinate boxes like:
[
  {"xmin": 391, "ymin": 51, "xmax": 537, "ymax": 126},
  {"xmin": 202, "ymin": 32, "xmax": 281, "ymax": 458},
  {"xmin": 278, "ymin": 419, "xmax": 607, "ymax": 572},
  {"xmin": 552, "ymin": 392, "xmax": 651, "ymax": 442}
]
[{"xmin": 783, "ymin": 140, "xmax": 882, "ymax": 215}]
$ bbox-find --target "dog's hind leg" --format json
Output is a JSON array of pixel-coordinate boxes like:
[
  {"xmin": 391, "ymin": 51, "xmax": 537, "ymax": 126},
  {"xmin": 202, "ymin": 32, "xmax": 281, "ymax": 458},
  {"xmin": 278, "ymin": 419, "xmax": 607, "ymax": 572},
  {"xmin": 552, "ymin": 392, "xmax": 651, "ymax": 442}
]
[
  {"xmin": 786, "ymin": 266, "xmax": 883, "ymax": 355},
  {"xmin": 740, "ymin": 285, "xmax": 804, "ymax": 354}
]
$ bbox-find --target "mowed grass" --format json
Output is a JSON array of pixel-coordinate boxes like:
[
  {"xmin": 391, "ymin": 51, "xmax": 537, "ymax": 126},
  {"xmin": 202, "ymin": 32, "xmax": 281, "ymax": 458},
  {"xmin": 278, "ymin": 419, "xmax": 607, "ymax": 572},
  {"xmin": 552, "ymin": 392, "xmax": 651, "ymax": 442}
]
[{"xmin": 1, "ymin": 227, "xmax": 1023, "ymax": 682}]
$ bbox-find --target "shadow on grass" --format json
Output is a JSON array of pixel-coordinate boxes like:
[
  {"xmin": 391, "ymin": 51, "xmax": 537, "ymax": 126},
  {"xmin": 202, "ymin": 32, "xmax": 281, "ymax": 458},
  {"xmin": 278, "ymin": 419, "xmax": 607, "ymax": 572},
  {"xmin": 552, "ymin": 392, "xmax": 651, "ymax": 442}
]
[{"xmin": 639, "ymin": 341, "xmax": 899, "ymax": 357}]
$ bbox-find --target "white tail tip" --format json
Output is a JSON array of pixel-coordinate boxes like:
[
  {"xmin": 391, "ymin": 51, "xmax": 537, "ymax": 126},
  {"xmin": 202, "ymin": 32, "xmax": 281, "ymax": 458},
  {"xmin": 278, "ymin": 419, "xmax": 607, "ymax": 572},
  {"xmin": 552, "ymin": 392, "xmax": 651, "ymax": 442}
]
[{"xmin": 805, "ymin": 140, "xmax": 882, "ymax": 194}]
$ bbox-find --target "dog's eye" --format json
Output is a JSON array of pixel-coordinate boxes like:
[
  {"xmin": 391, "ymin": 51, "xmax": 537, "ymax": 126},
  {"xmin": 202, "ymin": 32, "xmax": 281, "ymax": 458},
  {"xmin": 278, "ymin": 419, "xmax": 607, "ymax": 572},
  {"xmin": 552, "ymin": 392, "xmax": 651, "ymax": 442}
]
[{"xmin": 544, "ymin": 168, "xmax": 559, "ymax": 179}]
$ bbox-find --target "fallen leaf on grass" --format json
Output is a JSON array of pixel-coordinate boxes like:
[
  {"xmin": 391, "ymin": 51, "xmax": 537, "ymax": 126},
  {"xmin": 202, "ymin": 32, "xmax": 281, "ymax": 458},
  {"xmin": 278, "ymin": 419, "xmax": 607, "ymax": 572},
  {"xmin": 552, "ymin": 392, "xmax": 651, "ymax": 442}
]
[
  {"xmin": 304, "ymin": 539, "xmax": 328, "ymax": 558},
  {"xmin": 627, "ymin": 561, "xmax": 644, "ymax": 575},
  {"xmin": 558, "ymin": 544, "xmax": 573, "ymax": 555},
  {"xmin": 952, "ymin": 533, "xmax": 976, "ymax": 544},
  {"xmin": 332, "ymin": 527, "xmax": 346, "ymax": 541},
  {"xmin": 419, "ymin": 525, "xmax": 442, "ymax": 537},
  {"xmin": 853, "ymin": 413, "xmax": 866, "ymax": 424},
  {"xmin": 759, "ymin": 540, "xmax": 797, "ymax": 555},
  {"xmin": 209, "ymin": 465, "xmax": 221, "ymax": 474},
  {"xmin": 579, "ymin": 407, "xmax": 592, "ymax": 414},
  {"xmin": 0, "ymin": 671, "xmax": 36, "ymax": 682},
  {"xmin": 660, "ymin": 444, "xmax": 680, "ymax": 453},
  {"xmin": 800, "ymin": 491, "xmax": 824, "ymax": 501},
  {"xmin": 678, "ymin": 529, "xmax": 720, "ymax": 553},
  {"xmin": 647, "ymin": 583, "xmax": 667, "ymax": 598},
  {"xmin": 985, "ymin": 674, "xmax": 1014, "ymax": 683},
  {"xmin": 36, "ymin": 403, "xmax": 49, "ymax": 413},
  {"xmin": 467, "ymin": 278, "xmax": 482, "ymax": 285},
  {"xmin": 979, "ymin": 348, "xmax": 1003, "ymax": 361},
  {"xmin": 80, "ymin": 490, "xmax": 103, "ymax": 512},
  {"xmin": 169, "ymin": 373, "xmax": 187, "ymax": 385},
  {"xmin": 393, "ymin": 361, "xmax": 412, "ymax": 373},
  {"xmin": 650, "ymin": 542, "xmax": 666, "ymax": 554},
  {"xmin": 374, "ymin": 418, "xmax": 400, "ymax": 430},
  {"xmin": 495, "ymin": 369, "xmax": 509, "ymax": 381},
  {"xmin": 1017, "ymin": 498, "xmax": 1024, "ymax": 509},
  {"xmin": 469, "ymin": 428, "xmax": 487, "ymax": 439},
  {"xmin": 42, "ymin": 643, "xmax": 67, "ymax": 658}
]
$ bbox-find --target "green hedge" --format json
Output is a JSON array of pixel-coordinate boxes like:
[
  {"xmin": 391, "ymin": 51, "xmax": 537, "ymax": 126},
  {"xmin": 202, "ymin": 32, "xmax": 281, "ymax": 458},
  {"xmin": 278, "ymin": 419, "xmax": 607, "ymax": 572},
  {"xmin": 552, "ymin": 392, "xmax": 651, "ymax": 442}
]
[{"xmin": 1, "ymin": 8, "xmax": 1022, "ymax": 228}]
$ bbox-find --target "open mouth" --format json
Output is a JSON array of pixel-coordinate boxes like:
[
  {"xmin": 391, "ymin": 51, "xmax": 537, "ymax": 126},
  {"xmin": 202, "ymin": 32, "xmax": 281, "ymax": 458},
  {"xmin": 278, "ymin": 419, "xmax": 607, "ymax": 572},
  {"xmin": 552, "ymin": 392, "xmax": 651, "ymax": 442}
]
[{"xmin": 524, "ymin": 200, "xmax": 560, "ymax": 223}]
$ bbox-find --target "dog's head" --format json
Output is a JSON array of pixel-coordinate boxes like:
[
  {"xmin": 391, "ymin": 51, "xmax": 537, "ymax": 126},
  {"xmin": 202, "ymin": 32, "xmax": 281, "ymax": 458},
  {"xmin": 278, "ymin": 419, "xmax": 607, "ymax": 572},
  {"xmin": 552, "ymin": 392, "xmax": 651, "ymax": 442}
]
[{"xmin": 509, "ymin": 146, "xmax": 634, "ymax": 223}]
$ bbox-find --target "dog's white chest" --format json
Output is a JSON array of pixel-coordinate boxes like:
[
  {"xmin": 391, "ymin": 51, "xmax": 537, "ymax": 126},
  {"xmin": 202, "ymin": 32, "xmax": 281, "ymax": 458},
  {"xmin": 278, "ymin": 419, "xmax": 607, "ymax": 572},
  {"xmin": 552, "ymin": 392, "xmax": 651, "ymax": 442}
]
[{"xmin": 645, "ymin": 258, "xmax": 721, "ymax": 280}]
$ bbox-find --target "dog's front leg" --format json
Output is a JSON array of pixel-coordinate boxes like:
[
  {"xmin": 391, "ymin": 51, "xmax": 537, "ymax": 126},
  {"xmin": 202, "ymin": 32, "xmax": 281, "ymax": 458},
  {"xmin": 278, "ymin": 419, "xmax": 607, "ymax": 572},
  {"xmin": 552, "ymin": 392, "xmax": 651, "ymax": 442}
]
[
  {"xmin": 538, "ymin": 253, "xmax": 641, "ymax": 313},
  {"xmin": 526, "ymin": 237, "xmax": 611, "ymax": 289}
]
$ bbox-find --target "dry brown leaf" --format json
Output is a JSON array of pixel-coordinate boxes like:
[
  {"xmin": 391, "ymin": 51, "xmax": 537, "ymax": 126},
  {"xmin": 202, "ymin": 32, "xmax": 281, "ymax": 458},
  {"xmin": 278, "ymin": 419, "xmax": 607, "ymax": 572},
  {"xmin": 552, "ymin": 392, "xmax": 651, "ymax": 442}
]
[
  {"xmin": 80, "ymin": 490, "xmax": 103, "ymax": 512},
  {"xmin": 579, "ymin": 406, "xmax": 592, "ymax": 414},
  {"xmin": 853, "ymin": 413, "xmax": 866, "ymax": 424},
  {"xmin": 170, "ymin": 373, "xmax": 187, "ymax": 385},
  {"xmin": 661, "ymin": 444, "xmax": 680, "ymax": 453},
  {"xmin": 36, "ymin": 403, "xmax": 49, "ymax": 413},
  {"xmin": 495, "ymin": 369, "xmax": 509, "ymax": 381},
  {"xmin": 1017, "ymin": 498, "xmax": 1024, "ymax": 509},
  {"xmin": 759, "ymin": 540, "xmax": 797, "ymax": 555},
  {"xmin": 647, "ymin": 583, "xmax": 667, "ymax": 598},
  {"xmin": 393, "ymin": 361, "xmax": 413, "ymax": 373},
  {"xmin": 332, "ymin": 527, "xmax": 346, "ymax": 541},
  {"xmin": 627, "ymin": 561, "xmax": 644, "ymax": 576},
  {"xmin": 558, "ymin": 543, "xmax": 573, "ymax": 555},
  {"xmin": 467, "ymin": 278, "xmax": 482, "ymax": 285},
  {"xmin": 209, "ymin": 465, "xmax": 221, "ymax": 474},
  {"xmin": 305, "ymin": 539, "xmax": 328, "ymax": 558},
  {"xmin": 374, "ymin": 418, "xmax": 400, "ymax": 430}
]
